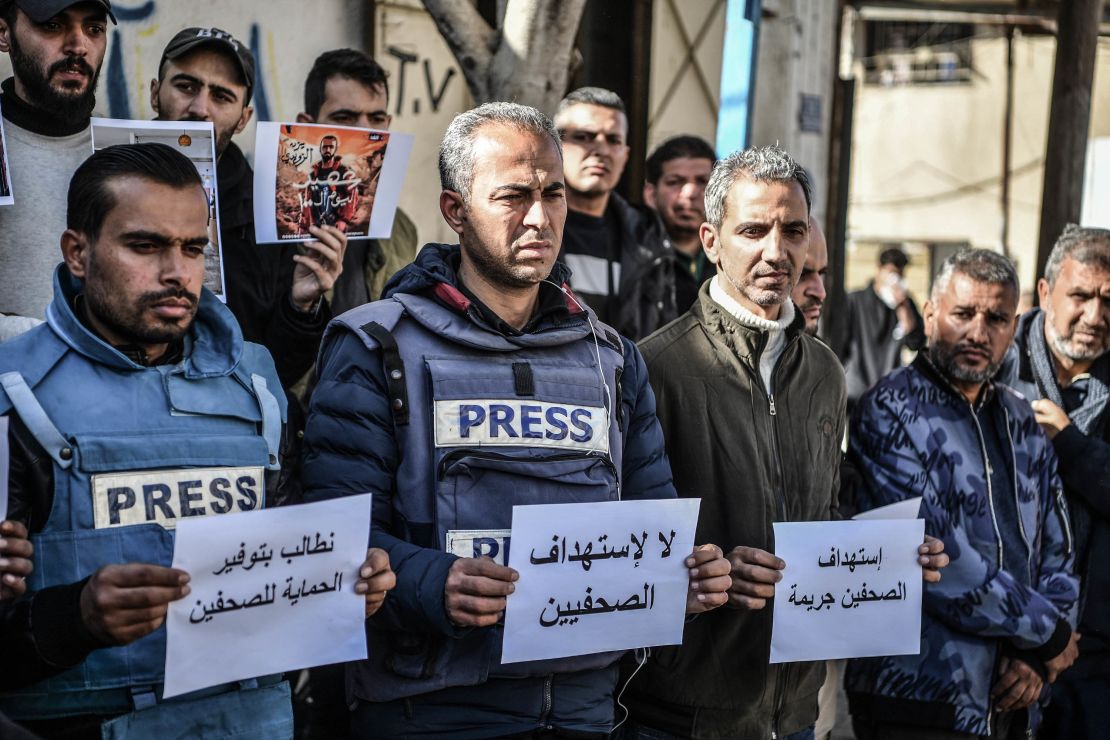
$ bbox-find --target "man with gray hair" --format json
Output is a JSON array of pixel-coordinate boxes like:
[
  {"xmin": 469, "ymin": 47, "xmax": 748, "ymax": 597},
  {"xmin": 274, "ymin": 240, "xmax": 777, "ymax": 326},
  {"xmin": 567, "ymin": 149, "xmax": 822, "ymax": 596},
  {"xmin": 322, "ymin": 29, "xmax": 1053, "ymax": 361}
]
[
  {"xmin": 554, "ymin": 87, "xmax": 677, "ymax": 340},
  {"xmin": 846, "ymin": 248, "xmax": 1079, "ymax": 739},
  {"xmin": 620, "ymin": 145, "xmax": 947, "ymax": 739},
  {"xmin": 996, "ymin": 225, "xmax": 1110, "ymax": 739},
  {"xmin": 301, "ymin": 101, "xmax": 731, "ymax": 737}
]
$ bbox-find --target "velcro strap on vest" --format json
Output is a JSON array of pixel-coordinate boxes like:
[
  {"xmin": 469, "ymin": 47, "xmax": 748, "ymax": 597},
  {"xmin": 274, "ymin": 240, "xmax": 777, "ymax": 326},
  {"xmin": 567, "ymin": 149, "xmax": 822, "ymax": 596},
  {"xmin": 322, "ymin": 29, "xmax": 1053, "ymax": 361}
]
[
  {"xmin": 359, "ymin": 322, "xmax": 410, "ymax": 427},
  {"xmin": 130, "ymin": 686, "xmax": 157, "ymax": 711},
  {"xmin": 250, "ymin": 374, "xmax": 282, "ymax": 470},
  {"xmin": 0, "ymin": 371, "xmax": 72, "ymax": 469}
]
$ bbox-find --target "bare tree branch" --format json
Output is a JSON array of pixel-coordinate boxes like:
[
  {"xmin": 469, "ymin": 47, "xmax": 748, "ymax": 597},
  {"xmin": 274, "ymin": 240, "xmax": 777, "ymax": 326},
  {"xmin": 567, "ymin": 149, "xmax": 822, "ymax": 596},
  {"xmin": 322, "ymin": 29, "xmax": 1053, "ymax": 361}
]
[{"xmin": 421, "ymin": 0, "xmax": 497, "ymax": 101}]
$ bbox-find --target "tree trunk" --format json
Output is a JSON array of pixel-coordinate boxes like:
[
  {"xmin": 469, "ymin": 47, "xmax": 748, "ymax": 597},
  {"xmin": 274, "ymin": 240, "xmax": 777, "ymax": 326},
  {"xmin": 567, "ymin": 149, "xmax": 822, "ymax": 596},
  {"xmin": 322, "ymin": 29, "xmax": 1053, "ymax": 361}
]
[
  {"xmin": 1035, "ymin": 0, "xmax": 1104, "ymax": 283},
  {"xmin": 422, "ymin": 0, "xmax": 587, "ymax": 112}
]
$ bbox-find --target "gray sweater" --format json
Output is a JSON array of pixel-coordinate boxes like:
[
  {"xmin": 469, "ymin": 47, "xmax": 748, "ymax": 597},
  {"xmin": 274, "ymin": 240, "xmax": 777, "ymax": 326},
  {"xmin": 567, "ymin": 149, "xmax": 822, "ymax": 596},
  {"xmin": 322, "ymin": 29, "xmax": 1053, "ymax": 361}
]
[{"xmin": 0, "ymin": 117, "xmax": 91, "ymax": 319}]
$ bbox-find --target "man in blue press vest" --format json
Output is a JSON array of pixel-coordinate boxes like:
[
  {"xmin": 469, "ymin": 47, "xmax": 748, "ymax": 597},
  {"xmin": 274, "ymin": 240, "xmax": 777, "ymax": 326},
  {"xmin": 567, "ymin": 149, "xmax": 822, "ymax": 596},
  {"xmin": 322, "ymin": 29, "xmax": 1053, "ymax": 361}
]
[
  {"xmin": 302, "ymin": 102, "xmax": 733, "ymax": 738},
  {"xmin": 0, "ymin": 143, "xmax": 394, "ymax": 738}
]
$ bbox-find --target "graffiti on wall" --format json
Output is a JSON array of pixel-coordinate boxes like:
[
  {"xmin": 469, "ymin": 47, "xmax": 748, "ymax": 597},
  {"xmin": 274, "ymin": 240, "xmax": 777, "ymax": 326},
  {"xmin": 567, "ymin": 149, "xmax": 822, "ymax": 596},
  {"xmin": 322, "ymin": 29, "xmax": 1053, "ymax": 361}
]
[{"xmin": 386, "ymin": 46, "xmax": 457, "ymax": 116}]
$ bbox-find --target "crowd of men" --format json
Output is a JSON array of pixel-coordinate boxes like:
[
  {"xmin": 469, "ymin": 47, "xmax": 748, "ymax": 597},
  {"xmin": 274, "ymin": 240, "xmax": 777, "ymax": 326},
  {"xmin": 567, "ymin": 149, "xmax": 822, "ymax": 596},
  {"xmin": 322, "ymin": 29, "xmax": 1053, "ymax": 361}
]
[{"xmin": 0, "ymin": 1, "xmax": 1107, "ymax": 739}]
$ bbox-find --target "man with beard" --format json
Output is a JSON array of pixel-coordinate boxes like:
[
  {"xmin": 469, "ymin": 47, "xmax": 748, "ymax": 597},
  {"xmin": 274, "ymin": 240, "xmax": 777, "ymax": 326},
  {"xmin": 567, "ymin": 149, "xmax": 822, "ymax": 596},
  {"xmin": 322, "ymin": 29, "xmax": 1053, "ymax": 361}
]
[
  {"xmin": 0, "ymin": 143, "xmax": 395, "ymax": 736},
  {"xmin": 300, "ymin": 134, "xmax": 359, "ymax": 232},
  {"xmin": 793, "ymin": 217, "xmax": 828, "ymax": 337},
  {"xmin": 301, "ymin": 102, "xmax": 732, "ymax": 737},
  {"xmin": 295, "ymin": 47, "xmax": 419, "ymax": 311},
  {"xmin": 151, "ymin": 27, "xmax": 347, "ymax": 392},
  {"xmin": 996, "ymin": 225, "xmax": 1110, "ymax": 739},
  {"xmin": 846, "ymin": 249, "xmax": 1079, "ymax": 739},
  {"xmin": 643, "ymin": 135, "xmax": 716, "ymax": 312},
  {"xmin": 555, "ymin": 88, "xmax": 677, "ymax": 340},
  {"xmin": 0, "ymin": 0, "xmax": 113, "ymax": 323},
  {"xmin": 621, "ymin": 146, "xmax": 946, "ymax": 739}
]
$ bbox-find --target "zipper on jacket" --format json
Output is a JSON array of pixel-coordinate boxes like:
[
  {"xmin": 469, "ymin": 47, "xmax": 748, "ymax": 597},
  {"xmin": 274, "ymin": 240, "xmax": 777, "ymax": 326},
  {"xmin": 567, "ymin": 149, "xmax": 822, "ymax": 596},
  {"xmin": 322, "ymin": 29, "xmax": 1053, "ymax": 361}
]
[
  {"xmin": 967, "ymin": 407, "xmax": 1005, "ymax": 569},
  {"xmin": 770, "ymin": 661, "xmax": 791, "ymax": 739},
  {"xmin": 1000, "ymin": 406, "xmax": 1034, "ymax": 584},
  {"xmin": 1055, "ymin": 489, "xmax": 1074, "ymax": 556},
  {"xmin": 539, "ymin": 673, "xmax": 553, "ymax": 730}
]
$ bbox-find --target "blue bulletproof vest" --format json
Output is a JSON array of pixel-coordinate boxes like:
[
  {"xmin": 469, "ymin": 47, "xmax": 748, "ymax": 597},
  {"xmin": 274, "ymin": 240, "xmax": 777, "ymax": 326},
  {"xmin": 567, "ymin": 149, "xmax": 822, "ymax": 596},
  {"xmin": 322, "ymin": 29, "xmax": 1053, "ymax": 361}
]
[
  {"xmin": 0, "ymin": 269, "xmax": 289, "ymax": 730},
  {"xmin": 331, "ymin": 291, "xmax": 628, "ymax": 703}
]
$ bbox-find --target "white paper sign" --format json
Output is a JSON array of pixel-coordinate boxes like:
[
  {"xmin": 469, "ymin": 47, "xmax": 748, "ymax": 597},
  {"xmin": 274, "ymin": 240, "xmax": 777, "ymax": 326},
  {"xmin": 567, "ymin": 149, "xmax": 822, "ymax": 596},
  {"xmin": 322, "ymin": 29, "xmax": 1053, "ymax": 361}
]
[
  {"xmin": 853, "ymin": 497, "xmax": 922, "ymax": 521},
  {"xmin": 0, "ymin": 416, "xmax": 8, "ymax": 521},
  {"xmin": 163, "ymin": 494, "xmax": 371, "ymax": 698},
  {"xmin": 502, "ymin": 498, "xmax": 700, "ymax": 664},
  {"xmin": 770, "ymin": 519, "xmax": 924, "ymax": 664},
  {"xmin": 252, "ymin": 121, "xmax": 413, "ymax": 244},
  {"xmin": 90, "ymin": 118, "xmax": 226, "ymax": 302}
]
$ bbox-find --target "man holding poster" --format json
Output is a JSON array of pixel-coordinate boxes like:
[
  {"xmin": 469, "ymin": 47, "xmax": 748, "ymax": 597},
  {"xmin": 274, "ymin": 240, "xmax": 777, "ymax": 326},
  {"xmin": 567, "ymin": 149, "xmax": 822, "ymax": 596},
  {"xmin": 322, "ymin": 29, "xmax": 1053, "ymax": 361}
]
[
  {"xmin": 302, "ymin": 102, "xmax": 731, "ymax": 738},
  {"xmin": 0, "ymin": 144, "xmax": 394, "ymax": 737},
  {"xmin": 151, "ymin": 27, "xmax": 347, "ymax": 391},
  {"xmin": 846, "ymin": 250, "xmax": 1079, "ymax": 740}
]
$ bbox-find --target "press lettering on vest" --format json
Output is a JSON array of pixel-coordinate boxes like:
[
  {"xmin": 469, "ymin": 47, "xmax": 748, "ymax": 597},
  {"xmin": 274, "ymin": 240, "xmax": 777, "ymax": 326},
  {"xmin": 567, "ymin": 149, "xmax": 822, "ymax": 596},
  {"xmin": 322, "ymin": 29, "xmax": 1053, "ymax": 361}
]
[
  {"xmin": 92, "ymin": 466, "xmax": 265, "ymax": 530},
  {"xmin": 446, "ymin": 529, "xmax": 512, "ymax": 566},
  {"xmin": 435, "ymin": 399, "xmax": 609, "ymax": 453}
]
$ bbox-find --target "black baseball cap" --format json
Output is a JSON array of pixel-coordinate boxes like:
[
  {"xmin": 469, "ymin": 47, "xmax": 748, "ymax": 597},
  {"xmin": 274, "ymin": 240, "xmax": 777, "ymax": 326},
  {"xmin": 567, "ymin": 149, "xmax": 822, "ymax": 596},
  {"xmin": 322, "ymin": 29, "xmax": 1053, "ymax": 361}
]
[
  {"xmin": 12, "ymin": 0, "xmax": 117, "ymax": 23},
  {"xmin": 159, "ymin": 27, "xmax": 255, "ymax": 103}
]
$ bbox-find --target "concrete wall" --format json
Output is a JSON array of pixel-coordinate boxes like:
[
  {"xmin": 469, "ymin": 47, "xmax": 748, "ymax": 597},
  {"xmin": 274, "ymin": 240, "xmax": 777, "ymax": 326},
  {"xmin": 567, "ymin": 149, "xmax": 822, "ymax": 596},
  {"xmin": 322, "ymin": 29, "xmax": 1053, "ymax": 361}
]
[
  {"xmin": 749, "ymin": 0, "xmax": 839, "ymax": 227},
  {"xmin": 847, "ymin": 31, "xmax": 1110, "ymax": 294}
]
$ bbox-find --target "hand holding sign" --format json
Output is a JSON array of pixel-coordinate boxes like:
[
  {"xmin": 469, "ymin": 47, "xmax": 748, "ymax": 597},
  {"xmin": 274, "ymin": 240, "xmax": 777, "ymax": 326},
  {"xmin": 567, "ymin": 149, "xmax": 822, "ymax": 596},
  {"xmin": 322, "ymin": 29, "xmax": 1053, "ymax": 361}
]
[
  {"xmin": 445, "ymin": 557, "xmax": 519, "ymax": 628},
  {"xmin": 80, "ymin": 564, "xmax": 191, "ymax": 645},
  {"xmin": 685, "ymin": 544, "xmax": 731, "ymax": 614},
  {"xmin": 356, "ymin": 547, "xmax": 396, "ymax": 618},
  {"xmin": 0, "ymin": 520, "xmax": 32, "ymax": 599},
  {"xmin": 726, "ymin": 546, "xmax": 785, "ymax": 610}
]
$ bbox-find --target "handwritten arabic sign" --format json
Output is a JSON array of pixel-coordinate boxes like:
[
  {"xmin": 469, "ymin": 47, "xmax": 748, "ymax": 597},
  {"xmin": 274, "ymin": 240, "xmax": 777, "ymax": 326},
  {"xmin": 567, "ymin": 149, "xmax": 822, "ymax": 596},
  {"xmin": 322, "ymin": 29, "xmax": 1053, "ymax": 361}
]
[
  {"xmin": 163, "ymin": 494, "xmax": 371, "ymax": 698},
  {"xmin": 502, "ymin": 498, "xmax": 700, "ymax": 664},
  {"xmin": 253, "ymin": 121, "xmax": 414, "ymax": 244},
  {"xmin": 770, "ymin": 519, "xmax": 924, "ymax": 664}
]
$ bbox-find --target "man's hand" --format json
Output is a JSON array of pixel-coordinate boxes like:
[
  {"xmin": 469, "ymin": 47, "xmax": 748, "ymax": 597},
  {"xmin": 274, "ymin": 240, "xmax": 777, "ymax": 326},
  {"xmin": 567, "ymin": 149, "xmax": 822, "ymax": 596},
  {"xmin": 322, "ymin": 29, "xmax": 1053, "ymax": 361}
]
[
  {"xmin": 726, "ymin": 546, "xmax": 784, "ymax": 610},
  {"xmin": 1045, "ymin": 631, "xmax": 1081, "ymax": 683},
  {"xmin": 291, "ymin": 225, "xmax": 347, "ymax": 311},
  {"xmin": 79, "ymin": 564, "xmax": 191, "ymax": 646},
  {"xmin": 685, "ymin": 544, "xmax": 731, "ymax": 614},
  {"xmin": 992, "ymin": 657, "xmax": 1044, "ymax": 712},
  {"xmin": 0, "ymin": 520, "xmax": 33, "ymax": 599},
  {"xmin": 354, "ymin": 547, "xmax": 396, "ymax": 618},
  {"xmin": 1031, "ymin": 399, "xmax": 1071, "ymax": 440},
  {"xmin": 919, "ymin": 535, "xmax": 949, "ymax": 583},
  {"xmin": 444, "ymin": 557, "xmax": 518, "ymax": 628}
]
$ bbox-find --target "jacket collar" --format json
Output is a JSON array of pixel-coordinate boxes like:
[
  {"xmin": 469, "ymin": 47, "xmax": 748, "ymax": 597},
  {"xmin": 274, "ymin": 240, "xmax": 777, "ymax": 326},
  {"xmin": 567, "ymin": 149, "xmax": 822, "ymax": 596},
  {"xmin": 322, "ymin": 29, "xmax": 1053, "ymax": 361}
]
[
  {"xmin": 692, "ymin": 279, "xmax": 805, "ymax": 368},
  {"xmin": 384, "ymin": 243, "xmax": 615, "ymax": 352},
  {"xmin": 45, "ymin": 265, "xmax": 244, "ymax": 377},
  {"xmin": 912, "ymin": 350, "xmax": 996, "ymax": 410}
]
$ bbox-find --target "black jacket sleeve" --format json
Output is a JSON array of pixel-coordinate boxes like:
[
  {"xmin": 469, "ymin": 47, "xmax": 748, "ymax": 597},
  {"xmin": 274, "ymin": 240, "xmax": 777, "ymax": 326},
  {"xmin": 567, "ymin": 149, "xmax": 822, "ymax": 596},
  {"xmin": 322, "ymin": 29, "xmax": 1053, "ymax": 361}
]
[
  {"xmin": 0, "ymin": 580, "xmax": 105, "ymax": 690},
  {"xmin": 1053, "ymin": 424, "xmax": 1110, "ymax": 519}
]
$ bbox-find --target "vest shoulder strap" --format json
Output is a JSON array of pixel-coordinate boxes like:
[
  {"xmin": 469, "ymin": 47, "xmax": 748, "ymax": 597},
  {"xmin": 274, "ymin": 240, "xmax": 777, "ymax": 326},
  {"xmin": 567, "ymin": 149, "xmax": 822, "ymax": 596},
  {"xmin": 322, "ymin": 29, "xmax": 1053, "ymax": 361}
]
[{"xmin": 326, "ymin": 300, "xmax": 409, "ymax": 427}]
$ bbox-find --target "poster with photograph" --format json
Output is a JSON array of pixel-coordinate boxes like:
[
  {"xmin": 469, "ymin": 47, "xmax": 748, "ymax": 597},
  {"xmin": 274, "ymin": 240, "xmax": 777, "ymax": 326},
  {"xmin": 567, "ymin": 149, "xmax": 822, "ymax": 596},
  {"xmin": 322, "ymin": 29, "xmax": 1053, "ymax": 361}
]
[
  {"xmin": 0, "ymin": 100, "xmax": 13, "ymax": 206},
  {"xmin": 90, "ymin": 118, "xmax": 226, "ymax": 302},
  {"xmin": 253, "ymin": 122, "xmax": 413, "ymax": 244}
]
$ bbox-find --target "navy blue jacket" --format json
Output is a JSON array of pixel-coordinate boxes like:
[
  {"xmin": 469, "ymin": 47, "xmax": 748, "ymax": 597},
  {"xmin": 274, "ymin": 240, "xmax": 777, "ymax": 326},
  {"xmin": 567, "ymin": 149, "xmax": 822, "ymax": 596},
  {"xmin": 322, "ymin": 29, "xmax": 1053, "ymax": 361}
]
[{"xmin": 302, "ymin": 244, "xmax": 676, "ymax": 736}]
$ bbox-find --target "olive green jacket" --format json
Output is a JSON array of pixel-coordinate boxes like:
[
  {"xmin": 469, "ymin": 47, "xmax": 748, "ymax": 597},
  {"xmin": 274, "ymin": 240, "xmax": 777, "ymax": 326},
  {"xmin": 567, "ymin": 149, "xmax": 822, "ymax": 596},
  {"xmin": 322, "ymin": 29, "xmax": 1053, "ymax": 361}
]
[{"xmin": 623, "ymin": 282, "xmax": 847, "ymax": 739}]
